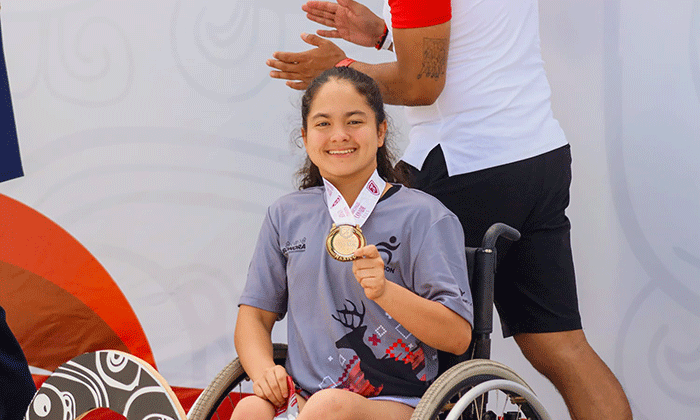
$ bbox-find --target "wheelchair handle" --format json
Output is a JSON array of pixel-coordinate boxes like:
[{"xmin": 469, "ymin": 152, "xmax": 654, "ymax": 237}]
[{"xmin": 481, "ymin": 223, "xmax": 521, "ymax": 249}]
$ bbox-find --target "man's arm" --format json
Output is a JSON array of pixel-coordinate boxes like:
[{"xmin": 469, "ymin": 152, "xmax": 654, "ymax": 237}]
[
  {"xmin": 267, "ymin": 21, "xmax": 449, "ymax": 106},
  {"xmin": 303, "ymin": 0, "xmax": 386, "ymax": 48},
  {"xmin": 352, "ymin": 22, "xmax": 449, "ymax": 105}
]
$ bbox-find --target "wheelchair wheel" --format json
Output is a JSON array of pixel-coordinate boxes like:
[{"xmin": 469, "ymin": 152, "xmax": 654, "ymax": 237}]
[
  {"xmin": 411, "ymin": 359, "xmax": 551, "ymax": 420},
  {"xmin": 187, "ymin": 344, "xmax": 288, "ymax": 420}
]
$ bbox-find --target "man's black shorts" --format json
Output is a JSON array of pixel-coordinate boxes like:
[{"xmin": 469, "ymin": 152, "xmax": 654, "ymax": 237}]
[{"xmin": 406, "ymin": 144, "xmax": 582, "ymax": 337}]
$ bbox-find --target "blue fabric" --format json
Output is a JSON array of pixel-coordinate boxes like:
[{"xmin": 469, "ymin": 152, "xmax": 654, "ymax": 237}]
[
  {"xmin": 0, "ymin": 306, "xmax": 36, "ymax": 420},
  {"xmin": 0, "ymin": 18, "xmax": 23, "ymax": 184}
]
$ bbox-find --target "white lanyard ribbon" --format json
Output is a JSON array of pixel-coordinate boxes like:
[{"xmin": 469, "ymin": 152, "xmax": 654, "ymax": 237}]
[{"xmin": 323, "ymin": 170, "xmax": 386, "ymax": 227}]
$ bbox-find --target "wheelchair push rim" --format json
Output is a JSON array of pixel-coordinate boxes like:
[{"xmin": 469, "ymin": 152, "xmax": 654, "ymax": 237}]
[{"xmin": 410, "ymin": 359, "xmax": 551, "ymax": 420}]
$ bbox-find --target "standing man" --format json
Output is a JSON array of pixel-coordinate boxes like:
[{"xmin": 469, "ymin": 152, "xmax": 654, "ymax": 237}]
[{"xmin": 265, "ymin": 0, "xmax": 632, "ymax": 419}]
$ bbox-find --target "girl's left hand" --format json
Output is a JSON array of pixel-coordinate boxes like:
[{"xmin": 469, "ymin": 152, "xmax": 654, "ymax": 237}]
[{"xmin": 352, "ymin": 245, "xmax": 387, "ymax": 300}]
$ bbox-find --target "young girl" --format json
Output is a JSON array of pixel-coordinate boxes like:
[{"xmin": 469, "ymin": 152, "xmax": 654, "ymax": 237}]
[{"xmin": 233, "ymin": 67, "xmax": 473, "ymax": 420}]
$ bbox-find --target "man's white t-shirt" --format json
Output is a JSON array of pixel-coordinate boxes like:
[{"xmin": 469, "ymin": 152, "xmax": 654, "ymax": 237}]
[{"xmin": 384, "ymin": 0, "xmax": 568, "ymax": 175}]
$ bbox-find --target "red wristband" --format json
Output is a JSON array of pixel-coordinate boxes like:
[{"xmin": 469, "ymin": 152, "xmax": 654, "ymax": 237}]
[
  {"xmin": 375, "ymin": 24, "xmax": 389, "ymax": 50},
  {"xmin": 335, "ymin": 58, "xmax": 356, "ymax": 67}
]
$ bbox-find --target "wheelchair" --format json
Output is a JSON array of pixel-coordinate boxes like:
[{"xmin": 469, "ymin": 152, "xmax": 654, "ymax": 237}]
[{"xmin": 187, "ymin": 223, "xmax": 552, "ymax": 420}]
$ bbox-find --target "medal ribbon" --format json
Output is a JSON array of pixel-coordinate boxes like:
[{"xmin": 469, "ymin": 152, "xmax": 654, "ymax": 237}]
[{"xmin": 323, "ymin": 169, "xmax": 386, "ymax": 228}]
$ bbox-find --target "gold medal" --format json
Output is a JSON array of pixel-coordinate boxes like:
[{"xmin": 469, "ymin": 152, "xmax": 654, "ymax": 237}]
[{"xmin": 326, "ymin": 223, "xmax": 366, "ymax": 261}]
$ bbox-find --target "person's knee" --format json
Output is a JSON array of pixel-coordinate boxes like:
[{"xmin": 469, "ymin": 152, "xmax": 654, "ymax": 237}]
[
  {"xmin": 515, "ymin": 330, "xmax": 594, "ymax": 374},
  {"xmin": 300, "ymin": 388, "xmax": 355, "ymax": 419},
  {"xmin": 231, "ymin": 395, "xmax": 275, "ymax": 420}
]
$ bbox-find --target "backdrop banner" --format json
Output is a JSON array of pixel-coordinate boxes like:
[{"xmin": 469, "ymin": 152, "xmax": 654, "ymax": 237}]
[{"xmin": 0, "ymin": 2, "xmax": 697, "ymax": 419}]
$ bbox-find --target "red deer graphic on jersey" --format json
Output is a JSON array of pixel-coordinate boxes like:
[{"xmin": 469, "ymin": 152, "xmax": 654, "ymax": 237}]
[{"xmin": 332, "ymin": 300, "xmax": 427, "ymax": 397}]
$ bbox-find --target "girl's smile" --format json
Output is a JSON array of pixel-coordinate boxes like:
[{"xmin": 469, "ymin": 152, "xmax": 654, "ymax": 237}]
[{"xmin": 327, "ymin": 148, "xmax": 356, "ymax": 155}]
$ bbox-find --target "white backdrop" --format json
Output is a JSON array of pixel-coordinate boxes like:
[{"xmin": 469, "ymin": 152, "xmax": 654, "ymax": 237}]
[{"xmin": 0, "ymin": 0, "xmax": 698, "ymax": 418}]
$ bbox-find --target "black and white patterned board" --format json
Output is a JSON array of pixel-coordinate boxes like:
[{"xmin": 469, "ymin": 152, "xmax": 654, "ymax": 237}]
[{"xmin": 24, "ymin": 350, "xmax": 187, "ymax": 420}]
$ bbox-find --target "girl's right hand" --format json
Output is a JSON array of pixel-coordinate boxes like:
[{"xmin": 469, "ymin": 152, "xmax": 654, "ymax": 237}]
[{"xmin": 252, "ymin": 365, "xmax": 291, "ymax": 407}]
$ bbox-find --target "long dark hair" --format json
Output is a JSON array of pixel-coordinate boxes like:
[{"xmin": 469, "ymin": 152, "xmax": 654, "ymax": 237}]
[{"xmin": 296, "ymin": 66, "xmax": 409, "ymax": 189}]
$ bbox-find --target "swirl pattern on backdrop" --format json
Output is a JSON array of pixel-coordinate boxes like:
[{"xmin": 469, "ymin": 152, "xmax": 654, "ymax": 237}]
[
  {"xmin": 170, "ymin": 0, "xmax": 282, "ymax": 102},
  {"xmin": 25, "ymin": 350, "xmax": 186, "ymax": 420}
]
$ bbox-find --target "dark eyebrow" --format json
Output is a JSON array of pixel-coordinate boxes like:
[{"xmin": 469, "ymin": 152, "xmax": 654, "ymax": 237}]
[
  {"xmin": 345, "ymin": 110, "xmax": 367, "ymax": 118},
  {"xmin": 310, "ymin": 110, "xmax": 367, "ymax": 120}
]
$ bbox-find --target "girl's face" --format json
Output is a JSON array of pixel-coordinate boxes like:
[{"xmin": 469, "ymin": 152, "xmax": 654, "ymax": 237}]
[{"xmin": 302, "ymin": 79, "xmax": 386, "ymax": 187}]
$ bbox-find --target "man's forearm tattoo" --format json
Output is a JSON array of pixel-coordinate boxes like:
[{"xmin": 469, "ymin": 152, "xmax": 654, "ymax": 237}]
[{"xmin": 417, "ymin": 38, "xmax": 448, "ymax": 80}]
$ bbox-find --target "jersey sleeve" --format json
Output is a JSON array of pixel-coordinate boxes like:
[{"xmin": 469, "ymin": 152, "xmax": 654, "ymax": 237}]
[
  {"xmin": 239, "ymin": 207, "xmax": 288, "ymax": 318},
  {"xmin": 412, "ymin": 214, "xmax": 474, "ymax": 326},
  {"xmin": 388, "ymin": 0, "xmax": 451, "ymax": 29}
]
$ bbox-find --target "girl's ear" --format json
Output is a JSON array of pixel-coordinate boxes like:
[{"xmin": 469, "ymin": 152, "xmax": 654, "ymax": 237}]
[
  {"xmin": 377, "ymin": 120, "xmax": 387, "ymax": 148},
  {"xmin": 301, "ymin": 128, "xmax": 307, "ymax": 146}
]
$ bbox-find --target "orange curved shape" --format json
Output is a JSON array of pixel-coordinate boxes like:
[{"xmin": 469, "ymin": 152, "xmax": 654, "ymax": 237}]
[{"xmin": 0, "ymin": 194, "xmax": 155, "ymax": 369}]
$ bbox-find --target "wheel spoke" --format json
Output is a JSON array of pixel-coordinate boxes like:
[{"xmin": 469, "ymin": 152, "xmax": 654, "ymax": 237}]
[{"xmin": 499, "ymin": 392, "xmax": 508, "ymax": 417}]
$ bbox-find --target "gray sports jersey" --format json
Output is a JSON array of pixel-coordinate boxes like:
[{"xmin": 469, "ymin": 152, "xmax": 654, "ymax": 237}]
[{"xmin": 240, "ymin": 185, "xmax": 473, "ymax": 398}]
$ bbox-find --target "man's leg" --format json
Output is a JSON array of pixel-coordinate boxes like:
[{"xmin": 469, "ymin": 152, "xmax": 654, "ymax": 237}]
[{"xmin": 514, "ymin": 330, "xmax": 632, "ymax": 420}]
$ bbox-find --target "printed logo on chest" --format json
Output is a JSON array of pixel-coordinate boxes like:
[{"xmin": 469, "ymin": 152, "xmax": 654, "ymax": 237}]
[
  {"xmin": 376, "ymin": 235, "xmax": 401, "ymax": 273},
  {"xmin": 282, "ymin": 237, "xmax": 307, "ymax": 255}
]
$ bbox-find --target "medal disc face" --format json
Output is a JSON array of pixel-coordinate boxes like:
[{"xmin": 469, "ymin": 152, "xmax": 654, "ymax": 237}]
[{"xmin": 326, "ymin": 224, "xmax": 366, "ymax": 261}]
